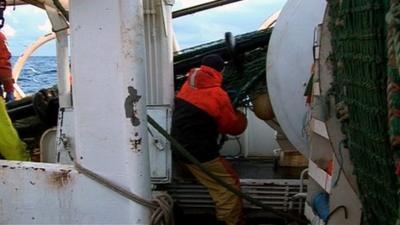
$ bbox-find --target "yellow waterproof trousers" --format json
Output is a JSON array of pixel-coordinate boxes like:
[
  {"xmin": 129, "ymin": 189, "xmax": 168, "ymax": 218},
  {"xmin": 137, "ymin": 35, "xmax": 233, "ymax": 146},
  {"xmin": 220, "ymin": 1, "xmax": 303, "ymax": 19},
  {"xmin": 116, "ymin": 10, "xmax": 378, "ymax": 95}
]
[
  {"xmin": 186, "ymin": 156, "xmax": 244, "ymax": 225},
  {"xmin": 0, "ymin": 98, "xmax": 29, "ymax": 160}
]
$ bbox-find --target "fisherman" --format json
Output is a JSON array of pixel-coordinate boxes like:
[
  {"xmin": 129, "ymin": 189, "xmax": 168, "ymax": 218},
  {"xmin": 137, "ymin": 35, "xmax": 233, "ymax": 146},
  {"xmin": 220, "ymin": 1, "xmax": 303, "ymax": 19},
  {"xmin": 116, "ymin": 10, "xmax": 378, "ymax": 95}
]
[
  {"xmin": 171, "ymin": 54, "xmax": 247, "ymax": 225},
  {"xmin": 0, "ymin": 31, "xmax": 29, "ymax": 161},
  {"xmin": 0, "ymin": 31, "xmax": 14, "ymax": 102}
]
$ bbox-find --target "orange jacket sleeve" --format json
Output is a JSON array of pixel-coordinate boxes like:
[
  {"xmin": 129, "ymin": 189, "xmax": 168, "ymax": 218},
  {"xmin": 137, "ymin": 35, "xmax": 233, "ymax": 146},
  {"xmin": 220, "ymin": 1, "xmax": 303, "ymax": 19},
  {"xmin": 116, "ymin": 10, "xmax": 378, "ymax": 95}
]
[
  {"xmin": 215, "ymin": 90, "xmax": 247, "ymax": 135},
  {"xmin": 0, "ymin": 32, "xmax": 13, "ymax": 92}
]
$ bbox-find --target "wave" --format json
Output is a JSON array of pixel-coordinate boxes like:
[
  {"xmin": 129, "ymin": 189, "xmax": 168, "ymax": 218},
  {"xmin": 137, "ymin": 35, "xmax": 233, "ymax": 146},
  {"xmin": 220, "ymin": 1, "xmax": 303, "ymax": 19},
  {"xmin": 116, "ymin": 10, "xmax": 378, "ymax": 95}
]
[{"xmin": 14, "ymin": 56, "xmax": 57, "ymax": 94}]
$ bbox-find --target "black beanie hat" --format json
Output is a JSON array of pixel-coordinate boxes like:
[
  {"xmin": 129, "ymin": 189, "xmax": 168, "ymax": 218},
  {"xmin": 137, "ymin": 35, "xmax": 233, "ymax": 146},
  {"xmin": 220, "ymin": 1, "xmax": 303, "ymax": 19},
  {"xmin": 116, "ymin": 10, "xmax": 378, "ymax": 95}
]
[{"xmin": 201, "ymin": 54, "xmax": 225, "ymax": 72}]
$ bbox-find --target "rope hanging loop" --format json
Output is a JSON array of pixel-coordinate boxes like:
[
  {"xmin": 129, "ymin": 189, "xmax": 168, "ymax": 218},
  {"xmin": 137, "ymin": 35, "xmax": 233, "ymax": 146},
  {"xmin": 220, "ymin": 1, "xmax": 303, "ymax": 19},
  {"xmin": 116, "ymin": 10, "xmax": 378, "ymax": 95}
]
[{"xmin": 74, "ymin": 163, "xmax": 174, "ymax": 225}]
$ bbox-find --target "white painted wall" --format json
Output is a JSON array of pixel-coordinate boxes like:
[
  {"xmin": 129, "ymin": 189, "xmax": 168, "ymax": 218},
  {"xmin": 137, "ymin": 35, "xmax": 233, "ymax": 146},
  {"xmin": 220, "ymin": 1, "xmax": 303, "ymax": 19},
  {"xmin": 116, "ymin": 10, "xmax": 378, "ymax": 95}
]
[{"xmin": 0, "ymin": 161, "xmax": 146, "ymax": 224}]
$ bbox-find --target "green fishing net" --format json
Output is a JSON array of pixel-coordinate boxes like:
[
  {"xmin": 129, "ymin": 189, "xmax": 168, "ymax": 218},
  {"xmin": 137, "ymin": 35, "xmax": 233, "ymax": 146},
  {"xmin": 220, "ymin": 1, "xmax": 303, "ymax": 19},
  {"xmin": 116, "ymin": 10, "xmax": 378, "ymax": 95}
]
[
  {"xmin": 387, "ymin": 0, "xmax": 400, "ymax": 224},
  {"xmin": 329, "ymin": 0, "xmax": 398, "ymax": 224}
]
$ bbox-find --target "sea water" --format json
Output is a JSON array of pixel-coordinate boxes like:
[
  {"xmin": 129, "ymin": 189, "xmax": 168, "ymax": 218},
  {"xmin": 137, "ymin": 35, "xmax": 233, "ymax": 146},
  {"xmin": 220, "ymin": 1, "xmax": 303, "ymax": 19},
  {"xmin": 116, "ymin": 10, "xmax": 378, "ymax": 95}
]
[{"xmin": 12, "ymin": 56, "xmax": 57, "ymax": 95}]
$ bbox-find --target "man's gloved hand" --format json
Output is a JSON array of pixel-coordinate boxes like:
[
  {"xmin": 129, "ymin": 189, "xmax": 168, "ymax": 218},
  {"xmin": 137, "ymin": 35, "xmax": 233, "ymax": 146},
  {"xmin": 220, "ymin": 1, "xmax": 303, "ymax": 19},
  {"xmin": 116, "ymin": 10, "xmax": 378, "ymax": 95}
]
[
  {"xmin": 227, "ymin": 110, "xmax": 247, "ymax": 136},
  {"xmin": 5, "ymin": 91, "xmax": 14, "ymax": 102}
]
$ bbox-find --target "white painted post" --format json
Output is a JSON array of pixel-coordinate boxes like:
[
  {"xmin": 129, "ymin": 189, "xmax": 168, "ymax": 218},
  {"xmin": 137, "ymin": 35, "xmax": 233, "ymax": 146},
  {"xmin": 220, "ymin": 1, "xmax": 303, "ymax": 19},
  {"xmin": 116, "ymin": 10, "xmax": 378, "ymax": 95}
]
[
  {"xmin": 70, "ymin": 0, "xmax": 151, "ymax": 224},
  {"xmin": 44, "ymin": 3, "xmax": 71, "ymax": 108},
  {"xmin": 55, "ymin": 29, "xmax": 71, "ymax": 108}
]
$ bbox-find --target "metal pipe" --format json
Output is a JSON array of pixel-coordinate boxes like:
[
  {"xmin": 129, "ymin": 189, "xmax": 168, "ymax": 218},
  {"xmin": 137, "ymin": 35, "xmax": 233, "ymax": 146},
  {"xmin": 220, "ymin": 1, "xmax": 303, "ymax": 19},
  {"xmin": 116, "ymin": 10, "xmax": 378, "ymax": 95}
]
[
  {"xmin": 143, "ymin": 0, "xmax": 156, "ymax": 104},
  {"xmin": 160, "ymin": 0, "xmax": 174, "ymax": 104},
  {"xmin": 55, "ymin": 29, "xmax": 71, "ymax": 108},
  {"xmin": 172, "ymin": 0, "xmax": 242, "ymax": 18},
  {"xmin": 299, "ymin": 168, "xmax": 308, "ymax": 214},
  {"xmin": 43, "ymin": 2, "xmax": 70, "ymax": 108},
  {"xmin": 144, "ymin": 0, "xmax": 174, "ymax": 105}
]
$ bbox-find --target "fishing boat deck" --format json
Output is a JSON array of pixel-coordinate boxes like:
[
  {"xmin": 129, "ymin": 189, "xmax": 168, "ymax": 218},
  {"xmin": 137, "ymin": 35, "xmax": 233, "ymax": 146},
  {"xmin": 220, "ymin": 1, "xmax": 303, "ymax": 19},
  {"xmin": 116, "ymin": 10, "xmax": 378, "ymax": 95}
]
[{"xmin": 166, "ymin": 158, "xmax": 307, "ymax": 225}]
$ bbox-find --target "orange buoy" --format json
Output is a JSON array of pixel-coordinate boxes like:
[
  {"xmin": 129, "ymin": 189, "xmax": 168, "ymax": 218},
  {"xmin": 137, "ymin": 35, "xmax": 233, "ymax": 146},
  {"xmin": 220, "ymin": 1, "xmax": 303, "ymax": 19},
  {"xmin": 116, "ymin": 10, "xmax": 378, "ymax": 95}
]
[
  {"xmin": 228, "ymin": 110, "xmax": 248, "ymax": 136},
  {"xmin": 251, "ymin": 93, "xmax": 274, "ymax": 121}
]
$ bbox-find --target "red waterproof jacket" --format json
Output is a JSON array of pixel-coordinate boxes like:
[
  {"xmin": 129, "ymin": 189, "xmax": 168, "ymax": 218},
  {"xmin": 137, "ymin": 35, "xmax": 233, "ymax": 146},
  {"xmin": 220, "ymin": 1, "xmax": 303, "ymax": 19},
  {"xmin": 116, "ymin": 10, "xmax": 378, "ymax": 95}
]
[
  {"xmin": 0, "ymin": 32, "xmax": 13, "ymax": 93},
  {"xmin": 171, "ymin": 66, "xmax": 245, "ymax": 162}
]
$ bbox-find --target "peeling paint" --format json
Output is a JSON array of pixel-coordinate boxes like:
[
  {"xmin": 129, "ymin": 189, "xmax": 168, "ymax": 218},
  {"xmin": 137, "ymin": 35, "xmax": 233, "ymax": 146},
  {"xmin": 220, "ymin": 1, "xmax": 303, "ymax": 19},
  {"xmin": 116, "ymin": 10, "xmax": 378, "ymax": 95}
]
[
  {"xmin": 49, "ymin": 170, "xmax": 72, "ymax": 188},
  {"xmin": 129, "ymin": 137, "xmax": 142, "ymax": 152},
  {"xmin": 0, "ymin": 165, "xmax": 49, "ymax": 172},
  {"xmin": 124, "ymin": 86, "xmax": 142, "ymax": 126}
]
